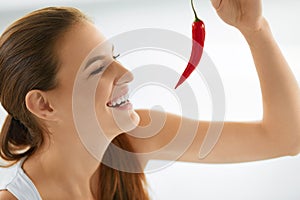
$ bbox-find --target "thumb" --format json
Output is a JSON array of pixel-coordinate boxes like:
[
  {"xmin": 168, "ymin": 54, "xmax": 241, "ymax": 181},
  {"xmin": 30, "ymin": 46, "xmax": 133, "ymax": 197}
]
[{"xmin": 210, "ymin": 0, "xmax": 222, "ymax": 10}]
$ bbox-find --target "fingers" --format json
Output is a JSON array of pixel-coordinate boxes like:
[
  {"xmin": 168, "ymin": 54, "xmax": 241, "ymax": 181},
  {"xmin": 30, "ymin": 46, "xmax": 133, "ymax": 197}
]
[{"xmin": 210, "ymin": 0, "xmax": 222, "ymax": 10}]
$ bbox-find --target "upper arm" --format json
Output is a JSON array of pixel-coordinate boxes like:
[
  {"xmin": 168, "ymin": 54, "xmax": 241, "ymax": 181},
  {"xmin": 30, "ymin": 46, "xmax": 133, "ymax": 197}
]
[
  {"xmin": 127, "ymin": 109, "xmax": 294, "ymax": 164},
  {"xmin": 0, "ymin": 190, "xmax": 17, "ymax": 200}
]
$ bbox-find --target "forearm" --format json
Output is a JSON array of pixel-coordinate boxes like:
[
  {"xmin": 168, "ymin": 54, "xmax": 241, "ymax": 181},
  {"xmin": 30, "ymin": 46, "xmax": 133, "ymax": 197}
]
[{"xmin": 241, "ymin": 18, "xmax": 300, "ymax": 153}]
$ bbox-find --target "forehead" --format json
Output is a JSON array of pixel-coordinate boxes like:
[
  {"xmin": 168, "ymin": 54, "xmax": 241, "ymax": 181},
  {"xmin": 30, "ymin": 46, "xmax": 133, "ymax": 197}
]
[{"xmin": 56, "ymin": 21, "xmax": 106, "ymax": 75}]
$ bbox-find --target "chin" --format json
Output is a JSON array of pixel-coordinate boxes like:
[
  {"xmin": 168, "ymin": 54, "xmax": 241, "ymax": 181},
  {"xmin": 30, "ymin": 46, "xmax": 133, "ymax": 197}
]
[{"xmin": 112, "ymin": 109, "xmax": 140, "ymax": 133}]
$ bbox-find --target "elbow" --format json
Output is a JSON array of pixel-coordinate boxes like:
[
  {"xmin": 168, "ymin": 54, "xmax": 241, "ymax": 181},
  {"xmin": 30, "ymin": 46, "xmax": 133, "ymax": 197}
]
[
  {"xmin": 263, "ymin": 121, "xmax": 300, "ymax": 157},
  {"xmin": 288, "ymin": 149, "xmax": 300, "ymax": 157},
  {"xmin": 289, "ymin": 143, "xmax": 300, "ymax": 157},
  {"xmin": 266, "ymin": 123, "xmax": 300, "ymax": 157},
  {"xmin": 286, "ymin": 135, "xmax": 300, "ymax": 157},
  {"xmin": 270, "ymin": 133, "xmax": 300, "ymax": 157}
]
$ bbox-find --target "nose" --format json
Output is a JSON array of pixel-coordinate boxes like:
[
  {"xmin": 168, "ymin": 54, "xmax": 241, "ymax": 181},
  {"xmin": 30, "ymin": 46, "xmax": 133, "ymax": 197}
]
[{"xmin": 112, "ymin": 61, "xmax": 134, "ymax": 86}]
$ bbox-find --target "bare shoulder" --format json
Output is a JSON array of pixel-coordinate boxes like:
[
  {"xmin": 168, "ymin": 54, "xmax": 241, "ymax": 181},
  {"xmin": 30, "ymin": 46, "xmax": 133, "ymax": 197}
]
[{"xmin": 0, "ymin": 190, "xmax": 17, "ymax": 200}]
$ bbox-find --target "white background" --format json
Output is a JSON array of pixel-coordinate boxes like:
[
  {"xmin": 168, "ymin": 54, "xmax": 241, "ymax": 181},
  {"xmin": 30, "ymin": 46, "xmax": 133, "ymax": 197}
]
[{"xmin": 0, "ymin": 0, "xmax": 300, "ymax": 199}]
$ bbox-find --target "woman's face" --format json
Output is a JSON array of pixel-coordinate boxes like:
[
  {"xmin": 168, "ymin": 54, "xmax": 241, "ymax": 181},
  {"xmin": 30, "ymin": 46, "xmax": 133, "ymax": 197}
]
[{"xmin": 49, "ymin": 20, "xmax": 140, "ymax": 140}]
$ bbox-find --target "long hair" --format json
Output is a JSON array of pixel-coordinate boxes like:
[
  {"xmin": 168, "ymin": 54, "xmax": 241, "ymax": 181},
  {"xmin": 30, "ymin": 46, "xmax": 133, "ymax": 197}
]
[{"xmin": 0, "ymin": 7, "xmax": 149, "ymax": 199}]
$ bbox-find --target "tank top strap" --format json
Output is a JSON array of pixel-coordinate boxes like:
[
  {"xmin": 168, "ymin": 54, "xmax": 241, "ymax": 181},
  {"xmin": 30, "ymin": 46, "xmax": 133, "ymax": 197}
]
[{"xmin": 0, "ymin": 157, "xmax": 42, "ymax": 200}]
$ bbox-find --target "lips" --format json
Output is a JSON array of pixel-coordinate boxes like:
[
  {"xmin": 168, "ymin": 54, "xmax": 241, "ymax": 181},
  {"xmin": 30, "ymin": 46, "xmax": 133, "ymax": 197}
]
[
  {"xmin": 107, "ymin": 93, "xmax": 129, "ymax": 108},
  {"xmin": 106, "ymin": 87, "xmax": 130, "ymax": 108}
]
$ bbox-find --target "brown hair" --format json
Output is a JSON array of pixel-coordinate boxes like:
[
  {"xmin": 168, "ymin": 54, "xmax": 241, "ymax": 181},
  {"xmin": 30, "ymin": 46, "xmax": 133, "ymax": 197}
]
[{"xmin": 0, "ymin": 7, "xmax": 149, "ymax": 199}]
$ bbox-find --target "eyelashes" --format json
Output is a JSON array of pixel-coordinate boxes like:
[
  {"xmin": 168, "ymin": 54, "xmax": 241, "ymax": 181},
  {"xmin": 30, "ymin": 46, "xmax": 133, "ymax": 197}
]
[
  {"xmin": 89, "ymin": 53, "xmax": 121, "ymax": 77},
  {"xmin": 113, "ymin": 53, "xmax": 120, "ymax": 60},
  {"xmin": 90, "ymin": 66, "xmax": 105, "ymax": 76}
]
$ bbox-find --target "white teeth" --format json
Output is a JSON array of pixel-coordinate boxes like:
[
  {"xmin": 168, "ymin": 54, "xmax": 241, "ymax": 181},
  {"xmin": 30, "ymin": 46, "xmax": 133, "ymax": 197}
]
[
  {"xmin": 116, "ymin": 99, "xmax": 122, "ymax": 105},
  {"xmin": 108, "ymin": 94, "xmax": 129, "ymax": 107}
]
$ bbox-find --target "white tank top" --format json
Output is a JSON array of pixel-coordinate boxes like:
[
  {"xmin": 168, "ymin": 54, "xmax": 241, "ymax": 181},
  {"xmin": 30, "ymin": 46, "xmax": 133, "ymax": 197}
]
[{"xmin": 0, "ymin": 158, "xmax": 42, "ymax": 200}]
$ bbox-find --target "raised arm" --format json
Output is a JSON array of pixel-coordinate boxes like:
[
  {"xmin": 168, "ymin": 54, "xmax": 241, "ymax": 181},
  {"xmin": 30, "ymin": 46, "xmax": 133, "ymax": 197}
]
[
  {"xmin": 211, "ymin": 0, "xmax": 300, "ymax": 153},
  {"xmin": 127, "ymin": 0, "xmax": 300, "ymax": 164}
]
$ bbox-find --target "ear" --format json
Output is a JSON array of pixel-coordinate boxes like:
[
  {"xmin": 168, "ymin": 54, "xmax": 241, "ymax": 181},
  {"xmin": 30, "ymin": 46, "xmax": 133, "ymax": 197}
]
[{"xmin": 25, "ymin": 90, "xmax": 57, "ymax": 121}]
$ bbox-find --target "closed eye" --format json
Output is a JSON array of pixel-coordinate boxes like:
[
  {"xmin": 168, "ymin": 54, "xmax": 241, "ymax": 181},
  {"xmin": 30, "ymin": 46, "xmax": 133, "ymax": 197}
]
[{"xmin": 89, "ymin": 66, "xmax": 105, "ymax": 77}]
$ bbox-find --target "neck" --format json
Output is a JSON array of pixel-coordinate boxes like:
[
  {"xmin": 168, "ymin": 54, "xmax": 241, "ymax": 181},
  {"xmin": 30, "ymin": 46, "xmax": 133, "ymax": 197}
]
[{"xmin": 23, "ymin": 124, "xmax": 112, "ymax": 198}]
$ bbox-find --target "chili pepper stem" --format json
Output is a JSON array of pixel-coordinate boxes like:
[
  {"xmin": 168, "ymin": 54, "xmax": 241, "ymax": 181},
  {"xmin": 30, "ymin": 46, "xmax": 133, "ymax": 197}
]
[{"xmin": 191, "ymin": 0, "xmax": 200, "ymax": 21}]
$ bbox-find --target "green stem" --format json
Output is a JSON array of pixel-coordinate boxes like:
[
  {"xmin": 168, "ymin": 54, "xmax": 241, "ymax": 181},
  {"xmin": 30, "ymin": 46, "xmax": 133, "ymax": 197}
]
[{"xmin": 191, "ymin": 0, "xmax": 200, "ymax": 21}]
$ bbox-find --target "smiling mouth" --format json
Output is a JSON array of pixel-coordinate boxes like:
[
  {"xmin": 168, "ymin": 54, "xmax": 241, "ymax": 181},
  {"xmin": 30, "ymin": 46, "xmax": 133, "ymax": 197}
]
[{"xmin": 106, "ymin": 93, "xmax": 130, "ymax": 108}]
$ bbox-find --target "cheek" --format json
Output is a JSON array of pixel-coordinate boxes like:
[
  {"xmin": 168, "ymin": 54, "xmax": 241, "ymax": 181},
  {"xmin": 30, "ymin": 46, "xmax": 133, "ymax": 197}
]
[
  {"xmin": 92, "ymin": 73, "xmax": 140, "ymax": 134},
  {"xmin": 94, "ymin": 79, "xmax": 114, "ymax": 125},
  {"xmin": 49, "ymin": 86, "xmax": 73, "ymax": 120},
  {"xmin": 95, "ymin": 79, "xmax": 112, "ymax": 108},
  {"xmin": 53, "ymin": 68, "xmax": 78, "ymax": 118}
]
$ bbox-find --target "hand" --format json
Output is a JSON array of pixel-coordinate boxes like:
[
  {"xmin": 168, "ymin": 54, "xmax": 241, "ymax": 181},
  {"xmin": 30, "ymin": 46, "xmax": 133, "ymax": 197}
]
[{"xmin": 210, "ymin": 0, "xmax": 264, "ymax": 33}]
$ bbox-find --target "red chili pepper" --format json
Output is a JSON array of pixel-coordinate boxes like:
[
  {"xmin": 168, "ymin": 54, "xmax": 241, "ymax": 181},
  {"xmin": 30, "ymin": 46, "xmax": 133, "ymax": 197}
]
[{"xmin": 175, "ymin": 0, "xmax": 205, "ymax": 89}]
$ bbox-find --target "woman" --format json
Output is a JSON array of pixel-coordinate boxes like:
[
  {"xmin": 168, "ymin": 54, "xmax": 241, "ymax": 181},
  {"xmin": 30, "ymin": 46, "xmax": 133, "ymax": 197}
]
[{"xmin": 0, "ymin": 0, "xmax": 299, "ymax": 199}]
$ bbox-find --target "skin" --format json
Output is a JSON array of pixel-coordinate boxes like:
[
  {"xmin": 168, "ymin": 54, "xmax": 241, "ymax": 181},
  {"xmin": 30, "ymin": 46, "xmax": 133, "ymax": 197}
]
[
  {"xmin": 129, "ymin": 0, "xmax": 300, "ymax": 164},
  {"xmin": 1, "ymin": 0, "xmax": 300, "ymax": 199},
  {"xmin": 24, "ymin": 21, "xmax": 139, "ymax": 199}
]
